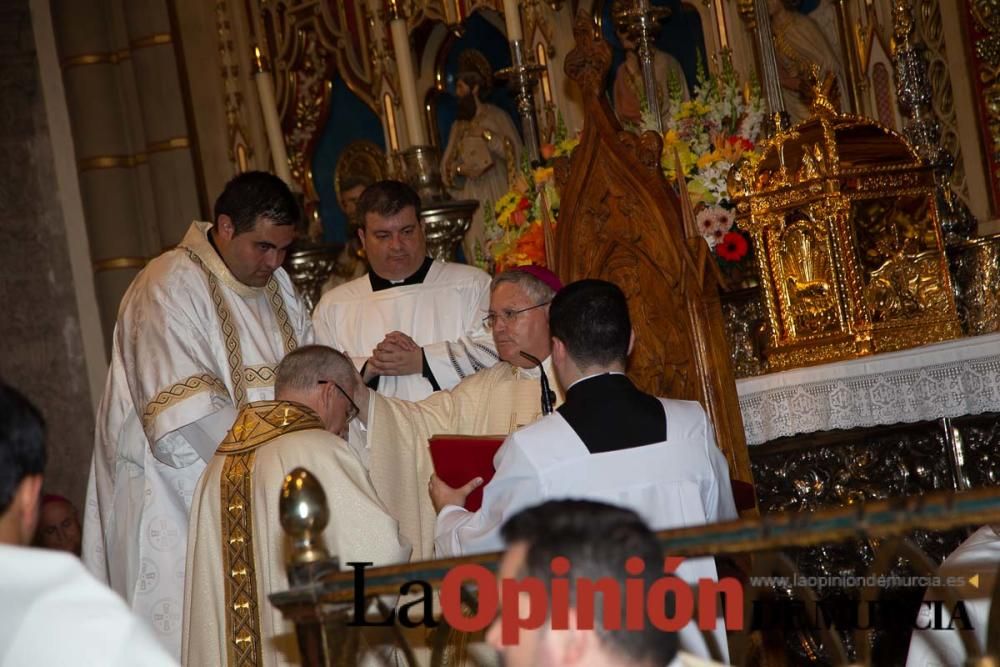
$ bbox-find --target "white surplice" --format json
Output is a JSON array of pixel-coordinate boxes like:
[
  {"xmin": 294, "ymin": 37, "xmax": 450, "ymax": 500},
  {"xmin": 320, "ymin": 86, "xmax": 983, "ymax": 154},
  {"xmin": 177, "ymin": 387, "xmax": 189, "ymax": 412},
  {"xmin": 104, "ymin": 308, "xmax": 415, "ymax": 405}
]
[
  {"xmin": 435, "ymin": 398, "xmax": 738, "ymax": 662},
  {"xmin": 81, "ymin": 221, "xmax": 313, "ymax": 658},
  {"xmin": 905, "ymin": 525, "xmax": 1000, "ymax": 667},
  {"xmin": 0, "ymin": 544, "xmax": 178, "ymax": 667},
  {"xmin": 365, "ymin": 358, "xmax": 564, "ymax": 561},
  {"xmin": 312, "ymin": 259, "xmax": 497, "ymax": 401},
  {"xmin": 183, "ymin": 400, "xmax": 410, "ymax": 667}
]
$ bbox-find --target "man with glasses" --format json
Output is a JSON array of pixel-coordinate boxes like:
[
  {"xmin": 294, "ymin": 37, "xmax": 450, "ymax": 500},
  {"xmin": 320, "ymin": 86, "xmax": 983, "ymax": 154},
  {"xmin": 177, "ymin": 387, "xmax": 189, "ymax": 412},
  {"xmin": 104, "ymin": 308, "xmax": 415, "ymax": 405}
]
[
  {"xmin": 182, "ymin": 345, "xmax": 409, "ymax": 667},
  {"xmin": 352, "ymin": 267, "xmax": 564, "ymax": 560}
]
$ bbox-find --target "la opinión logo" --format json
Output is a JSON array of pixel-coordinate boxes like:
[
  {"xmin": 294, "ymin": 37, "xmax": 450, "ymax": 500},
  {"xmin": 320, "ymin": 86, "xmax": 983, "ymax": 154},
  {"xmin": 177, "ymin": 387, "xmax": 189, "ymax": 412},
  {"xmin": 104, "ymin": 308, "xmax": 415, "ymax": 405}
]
[{"xmin": 347, "ymin": 556, "xmax": 744, "ymax": 645}]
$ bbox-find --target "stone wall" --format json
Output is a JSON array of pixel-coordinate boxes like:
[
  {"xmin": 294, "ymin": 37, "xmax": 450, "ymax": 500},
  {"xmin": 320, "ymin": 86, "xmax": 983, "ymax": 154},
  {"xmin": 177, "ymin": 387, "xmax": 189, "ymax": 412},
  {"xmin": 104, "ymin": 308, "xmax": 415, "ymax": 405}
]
[{"xmin": 0, "ymin": 0, "xmax": 95, "ymax": 510}]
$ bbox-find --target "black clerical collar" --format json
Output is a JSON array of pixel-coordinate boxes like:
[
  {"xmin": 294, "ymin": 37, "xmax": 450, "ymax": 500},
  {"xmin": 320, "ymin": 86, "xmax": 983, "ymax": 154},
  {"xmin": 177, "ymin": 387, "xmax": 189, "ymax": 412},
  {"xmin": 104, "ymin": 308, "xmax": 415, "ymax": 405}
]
[
  {"xmin": 369, "ymin": 256, "xmax": 434, "ymax": 292},
  {"xmin": 558, "ymin": 373, "xmax": 666, "ymax": 453}
]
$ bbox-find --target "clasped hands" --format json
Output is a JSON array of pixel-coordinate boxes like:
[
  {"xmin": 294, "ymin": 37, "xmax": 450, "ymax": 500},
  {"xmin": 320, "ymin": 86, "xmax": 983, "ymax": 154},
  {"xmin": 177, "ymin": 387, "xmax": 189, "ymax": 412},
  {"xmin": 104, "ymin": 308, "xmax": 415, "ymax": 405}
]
[{"xmin": 364, "ymin": 331, "xmax": 424, "ymax": 380}]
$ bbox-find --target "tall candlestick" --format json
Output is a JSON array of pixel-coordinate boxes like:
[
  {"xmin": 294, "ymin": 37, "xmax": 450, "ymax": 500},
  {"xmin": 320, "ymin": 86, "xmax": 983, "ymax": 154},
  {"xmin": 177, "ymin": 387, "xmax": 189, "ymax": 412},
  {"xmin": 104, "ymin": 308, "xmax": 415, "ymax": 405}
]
[
  {"xmin": 253, "ymin": 47, "xmax": 293, "ymax": 185},
  {"xmin": 502, "ymin": 0, "xmax": 523, "ymax": 42},
  {"xmin": 389, "ymin": 13, "xmax": 428, "ymax": 146}
]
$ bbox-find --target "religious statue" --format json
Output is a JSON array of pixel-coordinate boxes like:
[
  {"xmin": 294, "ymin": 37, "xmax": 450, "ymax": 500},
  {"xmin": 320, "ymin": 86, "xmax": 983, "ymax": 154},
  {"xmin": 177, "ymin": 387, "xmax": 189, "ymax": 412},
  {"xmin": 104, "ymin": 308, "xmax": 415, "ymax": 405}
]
[
  {"xmin": 768, "ymin": 0, "xmax": 846, "ymax": 124},
  {"xmin": 441, "ymin": 49, "xmax": 523, "ymax": 261},
  {"xmin": 323, "ymin": 140, "xmax": 386, "ymax": 293},
  {"xmin": 611, "ymin": 0, "xmax": 690, "ymax": 130}
]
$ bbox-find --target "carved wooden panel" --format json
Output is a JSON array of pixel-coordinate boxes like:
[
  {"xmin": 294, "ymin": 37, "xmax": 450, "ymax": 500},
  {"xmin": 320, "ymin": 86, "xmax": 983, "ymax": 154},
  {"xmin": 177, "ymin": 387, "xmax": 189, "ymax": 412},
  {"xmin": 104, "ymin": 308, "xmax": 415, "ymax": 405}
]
[{"xmin": 553, "ymin": 14, "xmax": 753, "ymax": 487}]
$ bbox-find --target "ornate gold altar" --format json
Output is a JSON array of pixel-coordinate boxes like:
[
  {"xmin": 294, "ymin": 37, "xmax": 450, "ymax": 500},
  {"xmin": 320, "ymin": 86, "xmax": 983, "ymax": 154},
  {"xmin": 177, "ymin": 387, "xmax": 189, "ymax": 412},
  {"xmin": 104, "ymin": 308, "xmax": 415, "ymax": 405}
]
[{"xmin": 729, "ymin": 97, "xmax": 962, "ymax": 371}]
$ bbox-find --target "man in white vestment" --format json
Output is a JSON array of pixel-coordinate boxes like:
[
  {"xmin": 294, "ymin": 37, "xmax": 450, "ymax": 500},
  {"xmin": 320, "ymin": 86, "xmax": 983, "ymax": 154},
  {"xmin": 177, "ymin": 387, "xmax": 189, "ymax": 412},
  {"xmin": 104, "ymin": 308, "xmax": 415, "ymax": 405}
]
[
  {"xmin": 430, "ymin": 279, "xmax": 738, "ymax": 662},
  {"xmin": 183, "ymin": 345, "xmax": 409, "ymax": 667},
  {"xmin": 441, "ymin": 50, "xmax": 523, "ymax": 260},
  {"xmin": 905, "ymin": 525, "xmax": 1000, "ymax": 667},
  {"xmin": 313, "ymin": 180, "xmax": 497, "ymax": 403},
  {"xmin": 0, "ymin": 384, "xmax": 178, "ymax": 667},
  {"xmin": 81, "ymin": 171, "xmax": 314, "ymax": 657},
  {"xmin": 354, "ymin": 267, "xmax": 564, "ymax": 560},
  {"xmin": 487, "ymin": 500, "xmax": 679, "ymax": 667}
]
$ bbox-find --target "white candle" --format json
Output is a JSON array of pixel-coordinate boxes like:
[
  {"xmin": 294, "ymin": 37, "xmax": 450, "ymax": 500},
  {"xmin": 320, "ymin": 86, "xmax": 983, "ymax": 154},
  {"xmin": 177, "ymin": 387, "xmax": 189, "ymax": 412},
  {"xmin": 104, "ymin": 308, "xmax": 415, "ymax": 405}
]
[
  {"xmin": 389, "ymin": 17, "xmax": 428, "ymax": 146},
  {"xmin": 502, "ymin": 0, "xmax": 523, "ymax": 42},
  {"xmin": 253, "ymin": 49, "xmax": 293, "ymax": 185}
]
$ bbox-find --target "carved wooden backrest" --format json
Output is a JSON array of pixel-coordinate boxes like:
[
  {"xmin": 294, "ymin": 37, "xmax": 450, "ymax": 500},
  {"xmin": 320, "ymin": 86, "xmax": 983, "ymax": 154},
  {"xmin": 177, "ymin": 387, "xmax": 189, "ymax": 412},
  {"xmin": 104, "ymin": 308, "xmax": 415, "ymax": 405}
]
[{"xmin": 554, "ymin": 15, "xmax": 752, "ymax": 485}]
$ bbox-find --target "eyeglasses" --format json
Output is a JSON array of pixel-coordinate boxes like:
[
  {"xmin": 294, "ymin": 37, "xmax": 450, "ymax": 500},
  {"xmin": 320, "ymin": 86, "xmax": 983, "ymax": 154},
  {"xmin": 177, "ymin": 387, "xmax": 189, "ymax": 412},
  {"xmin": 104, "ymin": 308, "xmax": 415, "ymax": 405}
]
[
  {"xmin": 317, "ymin": 380, "xmax": 360, "ymax": 423},
  {"xmin": 482, "ymin": 301, "xmax": 551, "ymax": 331}
]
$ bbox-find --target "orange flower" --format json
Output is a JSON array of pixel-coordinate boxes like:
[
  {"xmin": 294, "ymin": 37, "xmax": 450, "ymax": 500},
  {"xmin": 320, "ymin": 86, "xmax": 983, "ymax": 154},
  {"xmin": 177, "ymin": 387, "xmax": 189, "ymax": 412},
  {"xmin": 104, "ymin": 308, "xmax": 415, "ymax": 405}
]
[
  {"xmin": 514, "ymin": 222, "xmax": 547, "ymax": 266},
  {"xmin": 540, "ymin": 143, "xmax": 556, "ymax": 160}
]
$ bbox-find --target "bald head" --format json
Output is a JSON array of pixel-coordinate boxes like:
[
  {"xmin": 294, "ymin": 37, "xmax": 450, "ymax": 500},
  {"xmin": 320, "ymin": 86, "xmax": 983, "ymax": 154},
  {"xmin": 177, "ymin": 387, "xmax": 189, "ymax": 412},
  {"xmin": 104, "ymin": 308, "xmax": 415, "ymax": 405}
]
[
  {"xmin": 275, "ymin": 345, "xmax": 357, "ymax": 397},
  {"xmin": 275, "ymin": 346, "xmax": 361, "ymax": 435}
]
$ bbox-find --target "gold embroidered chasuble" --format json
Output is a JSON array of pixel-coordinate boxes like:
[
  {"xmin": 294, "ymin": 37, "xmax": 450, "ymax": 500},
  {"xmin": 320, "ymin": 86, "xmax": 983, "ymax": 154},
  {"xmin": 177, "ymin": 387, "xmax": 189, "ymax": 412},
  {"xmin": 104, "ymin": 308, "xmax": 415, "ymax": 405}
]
[{"xmin": 183, "ymin": 401, "xmax": 410, "ymax": 667}]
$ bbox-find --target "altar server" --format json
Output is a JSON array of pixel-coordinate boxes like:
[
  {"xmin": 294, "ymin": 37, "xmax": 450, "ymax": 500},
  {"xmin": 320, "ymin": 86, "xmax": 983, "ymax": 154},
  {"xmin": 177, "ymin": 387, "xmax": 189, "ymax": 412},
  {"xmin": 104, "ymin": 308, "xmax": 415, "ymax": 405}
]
[
  {"xmin": 430, "ymin": 279, "xmax": 738, "ymax": 662},
  {"xmin": 312, "ymin": 180, "xmax": 497, "ymax": 401},
  {"xmin": 353, "ymin": 267, "xmax": 563, "ymax": 559},
  {"xmin": 82, "ymin": 172, "xmax": 313, "ymax": 657},
  {"xmin": 183, "ymin": 345, "xmax": 409, "ymax": 667},
  {"xmin": 0, "ymin": 383, "xmax": 178, "ymax": 667}
]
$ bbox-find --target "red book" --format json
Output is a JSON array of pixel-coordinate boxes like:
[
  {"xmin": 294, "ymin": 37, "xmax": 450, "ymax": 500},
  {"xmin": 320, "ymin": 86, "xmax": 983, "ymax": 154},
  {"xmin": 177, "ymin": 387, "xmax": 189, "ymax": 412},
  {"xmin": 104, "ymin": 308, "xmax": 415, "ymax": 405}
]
[{"xmin": 429, "ymin": 434, "xmax": 505, "ymax": 512}]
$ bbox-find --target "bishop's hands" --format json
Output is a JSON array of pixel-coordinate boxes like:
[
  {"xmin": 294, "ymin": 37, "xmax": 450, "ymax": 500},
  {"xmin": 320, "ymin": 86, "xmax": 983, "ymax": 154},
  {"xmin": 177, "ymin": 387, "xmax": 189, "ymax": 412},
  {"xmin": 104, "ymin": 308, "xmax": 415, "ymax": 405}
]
[
  {"xmin": 429, "ymin": 474, "xmax": 483, "ymax": 514},
  {"xmin": 368, "ymin": 331, "xmax": 424, "ymax": 377}
]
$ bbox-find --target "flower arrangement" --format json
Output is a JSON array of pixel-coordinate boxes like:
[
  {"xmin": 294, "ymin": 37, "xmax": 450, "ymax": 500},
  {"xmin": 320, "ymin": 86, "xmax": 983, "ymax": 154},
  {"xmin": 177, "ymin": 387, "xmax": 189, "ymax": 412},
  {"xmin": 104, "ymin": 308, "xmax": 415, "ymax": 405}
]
[
  {"xmin": 477, "ymin": 121, "xmax": 579, "ymax": 272},
  {"xmin": 479, "ymin": 56, "xmax": 763, "ymax": 285},
  {"xmin": 660, "ymin": 55, "xmax": 765, "ymax": 284}
]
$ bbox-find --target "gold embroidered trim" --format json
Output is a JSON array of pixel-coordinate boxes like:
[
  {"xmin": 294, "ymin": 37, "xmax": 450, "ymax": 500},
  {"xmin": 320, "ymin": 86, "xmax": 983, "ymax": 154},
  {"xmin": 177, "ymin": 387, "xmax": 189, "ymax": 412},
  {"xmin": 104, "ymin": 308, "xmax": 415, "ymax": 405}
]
[
  {"xmin": 217, "ymin": 401, "xmax": 323, "ymax": 455},
  {"xmin": 178, "ymin": 222, "xmax": 263, "ymax": 299},
  {"xmin": 142, "ymin": 374, "xmax": 228, "ymax": 431},
  {"xmin": 187, "ymin": 249, "xmax": 249, "ymax": 410},
  {"xmin": 266, "ymin": 279, "xmax": 297, "ymax": 356},
  {"xmin": 243, "ymin": 365, "xmax": 277, "ymax": 389},
  {"xmin": 221, "ymin": 449, "xmax": 263, "ymax": 667}
]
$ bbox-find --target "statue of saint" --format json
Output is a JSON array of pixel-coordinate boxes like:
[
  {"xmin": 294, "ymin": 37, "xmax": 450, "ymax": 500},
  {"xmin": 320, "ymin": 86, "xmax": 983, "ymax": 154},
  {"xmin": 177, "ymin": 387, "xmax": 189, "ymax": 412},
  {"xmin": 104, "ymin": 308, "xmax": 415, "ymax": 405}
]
[
  {"xmin": 441, "ymin": 49, "xmax": 523, "ymax": 261},
  {"xmin": 611, "ymin": 0, "xmax": 690, "ymax": 130},
  {"xmin": 768, "ymin": 0, "xmax": 846, "ymax": 123}
]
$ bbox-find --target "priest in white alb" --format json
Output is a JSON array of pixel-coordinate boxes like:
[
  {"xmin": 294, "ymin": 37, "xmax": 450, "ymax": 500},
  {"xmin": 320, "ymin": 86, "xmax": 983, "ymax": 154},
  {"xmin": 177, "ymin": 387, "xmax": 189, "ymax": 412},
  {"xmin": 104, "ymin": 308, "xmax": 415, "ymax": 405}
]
[
  {"xmin": 430, "ymin": 279, "xmax": 738, "ymax": 662},
  {"xmin": 183, "ymin": 345, "xmax": 409, "ymax": 667},
  {"xmin": 312, "ymin": 180, "xmax": 497, "ymax": 403},
  {"xmin": 354, "ymin": 267, "xmax": 564, "ymax": 560},
  {"xmin": 81, "ymin": 172, "xmax": 313, "ymax": 657}
]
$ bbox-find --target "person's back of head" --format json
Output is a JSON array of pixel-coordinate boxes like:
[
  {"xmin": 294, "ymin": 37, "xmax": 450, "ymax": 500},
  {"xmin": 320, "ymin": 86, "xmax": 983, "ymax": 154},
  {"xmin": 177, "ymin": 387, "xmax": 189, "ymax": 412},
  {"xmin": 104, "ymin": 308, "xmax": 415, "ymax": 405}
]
[
  {"xmin": 549, "ymin": 279, "xmax": 632, "ymax": 372},
  {"xmin": 275, "ymin": 345, "xmax": 361, "ymax": 436},
  {"xmin": 0, "ymin": 384, "xmax": 46, "ymax": 546},
  {"xmin": 493, "ymin": 499, "xmax": 677, "ymax": 666}
]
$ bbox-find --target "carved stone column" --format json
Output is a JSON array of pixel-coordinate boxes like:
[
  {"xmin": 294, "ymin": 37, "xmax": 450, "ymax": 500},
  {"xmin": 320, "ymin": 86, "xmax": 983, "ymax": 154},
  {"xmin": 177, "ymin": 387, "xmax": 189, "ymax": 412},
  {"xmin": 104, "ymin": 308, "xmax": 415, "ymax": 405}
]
[{"xmin": 52, "ymin": 0, "xmax": 202, "ymax": 341}]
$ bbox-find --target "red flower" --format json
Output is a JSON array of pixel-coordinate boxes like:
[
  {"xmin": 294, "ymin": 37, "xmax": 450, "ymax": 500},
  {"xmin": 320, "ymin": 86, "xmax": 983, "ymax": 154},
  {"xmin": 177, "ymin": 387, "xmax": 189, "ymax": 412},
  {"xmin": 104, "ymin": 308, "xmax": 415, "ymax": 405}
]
[
  {"xmin": 716, "ymin": 231, "xmax": 749, "ymax": 261},
  {"xmin": 727, "ymin": 136, "xmax": 754, "ymax": 152},
  {"xmin": 516, "ymin": 196, "xmax": 532, "ymax": 211}
]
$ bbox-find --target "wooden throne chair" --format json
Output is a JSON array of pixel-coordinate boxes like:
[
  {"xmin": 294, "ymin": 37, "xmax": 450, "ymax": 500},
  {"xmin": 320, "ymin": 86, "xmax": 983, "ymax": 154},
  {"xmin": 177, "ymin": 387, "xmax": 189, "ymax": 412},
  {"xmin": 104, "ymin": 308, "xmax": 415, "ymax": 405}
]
[{"xmin": 552, "ymin": 14, "xmax": 754, "ymax": 493}]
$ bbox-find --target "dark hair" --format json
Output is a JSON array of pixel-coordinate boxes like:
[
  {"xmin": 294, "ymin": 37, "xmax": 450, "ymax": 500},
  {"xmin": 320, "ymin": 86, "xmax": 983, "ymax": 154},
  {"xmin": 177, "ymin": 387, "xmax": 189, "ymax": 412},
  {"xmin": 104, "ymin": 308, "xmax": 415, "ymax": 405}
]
[
  {"xmin": 501, "ymin": 500, "xmax": 677, "ymax": 666},
  {"xmin": 549, "ymin": 279, "xmax": 631, "ymax": 367},
  {"xmin": 356, "ymin": 180, "xmax": 421, "ymax": 229},
  {"xmin": 213, "ymin": 171, "xmax": 301, "ymax": 235},
  {"xmin": 0, "ymin": 384, "xmax": 46, "ymax": 515}
]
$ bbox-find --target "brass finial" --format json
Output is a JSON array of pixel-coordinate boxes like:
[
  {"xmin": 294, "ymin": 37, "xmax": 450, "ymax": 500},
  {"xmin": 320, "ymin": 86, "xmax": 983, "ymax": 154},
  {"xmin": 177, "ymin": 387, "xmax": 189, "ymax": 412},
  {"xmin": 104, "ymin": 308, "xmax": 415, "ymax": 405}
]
[{"xmin": 280, "ymin": 467, "xmax": 331, "ymax": 564}]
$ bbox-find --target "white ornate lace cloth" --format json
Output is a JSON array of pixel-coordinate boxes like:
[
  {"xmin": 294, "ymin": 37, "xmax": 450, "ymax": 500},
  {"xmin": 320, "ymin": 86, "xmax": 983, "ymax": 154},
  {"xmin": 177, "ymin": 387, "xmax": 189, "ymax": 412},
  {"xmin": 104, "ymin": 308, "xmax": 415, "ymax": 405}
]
[{"xmin": 737, "ymin": 333, "xmax": 1000, "ymax": 445}]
